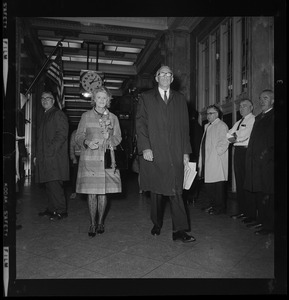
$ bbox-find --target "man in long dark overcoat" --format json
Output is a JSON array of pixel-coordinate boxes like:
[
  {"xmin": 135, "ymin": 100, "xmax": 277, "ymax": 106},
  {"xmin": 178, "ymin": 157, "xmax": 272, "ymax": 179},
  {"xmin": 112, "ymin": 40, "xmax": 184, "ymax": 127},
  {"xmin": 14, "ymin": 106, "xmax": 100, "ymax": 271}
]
[
  {"xmin": 136, "ymin": 65, "xmax": 195, "ymax": 243},
  {"xmin": 244, "ymin": 89, "xmax": 274, "ymax": 235},
  {"xmin": 35, "ymin": 91, "xmax": 69, "ymax": 220}
]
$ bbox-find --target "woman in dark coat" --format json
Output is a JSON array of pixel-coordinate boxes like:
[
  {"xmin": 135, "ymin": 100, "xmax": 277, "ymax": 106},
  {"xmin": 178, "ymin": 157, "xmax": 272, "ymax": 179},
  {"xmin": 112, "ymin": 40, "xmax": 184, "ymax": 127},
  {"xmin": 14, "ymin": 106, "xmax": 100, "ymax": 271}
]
[
  {"xmin": 136, "ymin": 65, "xmax": 195, "ymax": 243},
  {"xmin": 35, "ymin": 91, "xmax": 69, "ymax": 220}
]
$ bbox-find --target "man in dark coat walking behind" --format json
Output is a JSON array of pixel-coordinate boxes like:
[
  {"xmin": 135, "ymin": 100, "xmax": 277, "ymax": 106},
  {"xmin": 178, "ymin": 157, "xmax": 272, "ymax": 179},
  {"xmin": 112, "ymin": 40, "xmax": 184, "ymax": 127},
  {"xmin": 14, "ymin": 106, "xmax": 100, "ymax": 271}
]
[
  {"xmin": 136, "ymin": 65, "xmax": 196, "ymax": 243},
  {"xmin": 35, "ymin": 91, "xmax": 70, "ymax": 221}
]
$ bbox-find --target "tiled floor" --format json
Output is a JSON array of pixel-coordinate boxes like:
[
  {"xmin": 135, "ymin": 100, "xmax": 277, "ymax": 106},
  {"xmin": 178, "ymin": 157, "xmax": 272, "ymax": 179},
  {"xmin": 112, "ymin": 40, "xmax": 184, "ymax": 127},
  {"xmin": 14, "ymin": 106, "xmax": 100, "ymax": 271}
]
[{"xmin": 13, "ymin": 171, "xmax": 282, "ymax": 295}]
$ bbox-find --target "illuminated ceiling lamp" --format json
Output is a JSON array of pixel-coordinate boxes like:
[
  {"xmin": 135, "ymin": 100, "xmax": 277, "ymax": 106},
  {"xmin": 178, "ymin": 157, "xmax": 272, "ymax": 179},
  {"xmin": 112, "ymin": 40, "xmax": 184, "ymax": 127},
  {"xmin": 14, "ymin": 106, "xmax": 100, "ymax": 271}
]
[
  {"xmin": 80, "ymin": 42, "xmax": 104, "ymax": 99},
  {"xmin": 103, "ymin": 42, "xmax": 143, "ymax": 54}
]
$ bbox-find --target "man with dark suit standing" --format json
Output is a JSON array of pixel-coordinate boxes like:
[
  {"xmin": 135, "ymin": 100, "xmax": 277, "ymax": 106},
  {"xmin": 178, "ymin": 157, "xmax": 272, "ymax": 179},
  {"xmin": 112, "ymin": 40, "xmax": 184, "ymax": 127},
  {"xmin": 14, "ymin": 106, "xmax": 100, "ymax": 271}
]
[
  {"xmin": 136, "ymin": 65, "xmax": 195, "ymax": 243},
  {"xmin": 244, "ymin": 89, "xmax": 274, "ymax": 235}
]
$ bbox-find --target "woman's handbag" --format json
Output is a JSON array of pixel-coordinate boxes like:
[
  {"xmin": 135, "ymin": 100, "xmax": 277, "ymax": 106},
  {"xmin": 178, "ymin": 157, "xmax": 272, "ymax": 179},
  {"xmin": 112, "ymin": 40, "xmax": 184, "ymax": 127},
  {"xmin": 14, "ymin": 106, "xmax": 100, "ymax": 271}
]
[
  {"xmin": 104, "ymin": 148, "xmax": 112, "ymax": 169},
  {"xmin": 104, "ymin": 147, "xmax": 122, "ymax": 193},
  {"xmin": 104, "ymin": 145, "xmax": 125, "ymax": 169},
  {"xmin": 114, "ymin": 143, "xmax": 127, "ymax": 170}
]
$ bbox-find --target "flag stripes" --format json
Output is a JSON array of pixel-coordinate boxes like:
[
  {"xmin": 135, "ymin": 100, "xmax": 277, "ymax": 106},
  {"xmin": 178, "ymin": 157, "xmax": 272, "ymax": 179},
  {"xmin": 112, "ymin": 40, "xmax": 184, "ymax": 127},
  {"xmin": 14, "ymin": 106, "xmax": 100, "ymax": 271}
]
[{"xmin": 47, "ymin": 47, "xmax": 64, "ymax": 109}]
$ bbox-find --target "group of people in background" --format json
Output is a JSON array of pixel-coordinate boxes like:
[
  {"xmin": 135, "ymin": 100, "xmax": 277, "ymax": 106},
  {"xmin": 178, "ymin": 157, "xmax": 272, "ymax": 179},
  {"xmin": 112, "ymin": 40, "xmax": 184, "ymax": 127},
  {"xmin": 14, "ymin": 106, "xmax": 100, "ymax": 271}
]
[
  {"xmin": 34, "ymin": 65, "xmax": 274, "ymax": 240},
  {"xmin": 199, "ymin": 90, "xmax": 274, "ymax": 236}
]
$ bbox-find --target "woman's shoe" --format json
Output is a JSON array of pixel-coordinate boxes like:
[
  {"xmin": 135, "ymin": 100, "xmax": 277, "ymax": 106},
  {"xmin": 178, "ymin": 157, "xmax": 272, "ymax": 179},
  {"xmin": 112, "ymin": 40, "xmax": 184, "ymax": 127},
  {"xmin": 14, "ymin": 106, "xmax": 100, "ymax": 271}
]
[
  {"xmin": 88, "ymin": 225, "xmax": 96, "ymax": 237},
  {"xmin": 203, "ymin": 206, "xmax": 213, "ymax": 213},
  {"xmin": 97, "ymin": 224, "xmax": 105, "ymax": 234}
]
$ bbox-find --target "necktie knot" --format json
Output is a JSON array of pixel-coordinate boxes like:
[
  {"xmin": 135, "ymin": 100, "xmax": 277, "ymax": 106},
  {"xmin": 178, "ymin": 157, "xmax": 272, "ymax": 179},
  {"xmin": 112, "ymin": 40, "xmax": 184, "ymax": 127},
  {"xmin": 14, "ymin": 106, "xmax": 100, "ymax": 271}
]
[{"xmin": 164, "ymin": 91, "xmax": 168, "ymax": 103}]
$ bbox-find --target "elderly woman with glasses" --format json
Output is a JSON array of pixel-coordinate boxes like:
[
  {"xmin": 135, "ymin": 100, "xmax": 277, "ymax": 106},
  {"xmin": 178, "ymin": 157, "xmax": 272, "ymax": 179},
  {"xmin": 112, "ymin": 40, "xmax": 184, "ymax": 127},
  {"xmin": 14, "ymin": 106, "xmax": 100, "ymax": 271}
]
[{"xmin": 198, "ymin": 104, "xmax": 229, "ymax": 215}]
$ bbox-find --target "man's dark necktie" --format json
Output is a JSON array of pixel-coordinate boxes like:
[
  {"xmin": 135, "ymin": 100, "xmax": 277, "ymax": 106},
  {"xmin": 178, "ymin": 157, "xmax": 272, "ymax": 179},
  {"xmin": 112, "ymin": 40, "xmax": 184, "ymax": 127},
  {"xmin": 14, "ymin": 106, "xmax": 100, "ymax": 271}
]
[
  {"xmin": 164, "ymin": 91, "xmax": 168, "ymax": 104},
  {"xmin": 201, "ymin": 123, "xmax": 210, "ymax": 177},
  {"xmin": 236, "ymin": 117, "xmax": 244, "ymax": 131}
]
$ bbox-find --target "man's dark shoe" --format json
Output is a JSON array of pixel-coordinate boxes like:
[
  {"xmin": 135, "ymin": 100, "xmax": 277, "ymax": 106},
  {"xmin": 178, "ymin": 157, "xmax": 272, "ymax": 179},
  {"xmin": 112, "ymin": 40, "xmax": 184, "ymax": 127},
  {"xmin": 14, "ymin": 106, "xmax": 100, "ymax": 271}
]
[
  {"xmin": 255, "ymin": 229, "xmax": 273, "ymax": 236},
  {"xmin": 38, "ymin": 209, "xmax": 53, "ymax": 217},
  {"xmin": 206, "ymin": 207, "xmax": 215, "ymax": 214},
  {"xmin": 242, "ymin": 217, "xmax": 255, "ymax": 224},
  {"xmin": 230, "ymin": 213, "xmax": 245, "ymax": 220},
  {"xmin": 173, "ymin": 231, "xmax": 196, "ymax": 243},
  {"xmin": 151, "ymin": 225, "xmax": 161, "ymax": 236},
  {"xmin": 202, "ymin": 206, "xmax": 213, "ymax": 213},
  {"xmin": 49, "ymin": 211, "xmax": 68, "ymax": 221},
  {"xmin": 60, "ymin": 212, "xmax": 68, "ymax": 218},
  {"xmin": 209, "ymin": 209, "xmax": 224, "ymax": 215},
  {"xmin": 246, "ymin": 222, "xmax": 262, "ymax": 229}
]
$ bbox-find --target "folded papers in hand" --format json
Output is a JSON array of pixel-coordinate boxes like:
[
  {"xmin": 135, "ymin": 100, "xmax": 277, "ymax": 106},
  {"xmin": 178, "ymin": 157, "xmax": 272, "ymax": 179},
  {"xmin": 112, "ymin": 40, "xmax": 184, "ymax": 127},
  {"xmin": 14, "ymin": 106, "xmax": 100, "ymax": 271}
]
[{"xmin": 183, "ymin": 162, "xmax": 197, "ymax": 190}]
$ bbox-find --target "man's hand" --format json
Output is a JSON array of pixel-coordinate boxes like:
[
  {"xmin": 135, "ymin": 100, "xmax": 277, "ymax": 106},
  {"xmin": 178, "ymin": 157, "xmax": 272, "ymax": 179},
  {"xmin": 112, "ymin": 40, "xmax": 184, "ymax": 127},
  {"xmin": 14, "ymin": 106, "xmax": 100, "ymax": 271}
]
[
  {"xmin": 184, "ymin": 154, "xmax": 189, "ymax": 166},
  {"xmin": 227, "ymin": 132, "xmax": 237, "ymax": 143},
  {"xmin": 143, "ymin": 149, "xmax": 153, "ymax": 161}
]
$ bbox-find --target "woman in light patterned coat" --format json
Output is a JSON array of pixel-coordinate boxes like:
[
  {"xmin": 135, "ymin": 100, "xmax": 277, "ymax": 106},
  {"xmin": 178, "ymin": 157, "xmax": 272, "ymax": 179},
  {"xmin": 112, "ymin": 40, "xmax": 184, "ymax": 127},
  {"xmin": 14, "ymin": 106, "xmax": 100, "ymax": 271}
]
[{"xmin": 75, "ymin": 87, "xmax": 122, "ymax": 237}]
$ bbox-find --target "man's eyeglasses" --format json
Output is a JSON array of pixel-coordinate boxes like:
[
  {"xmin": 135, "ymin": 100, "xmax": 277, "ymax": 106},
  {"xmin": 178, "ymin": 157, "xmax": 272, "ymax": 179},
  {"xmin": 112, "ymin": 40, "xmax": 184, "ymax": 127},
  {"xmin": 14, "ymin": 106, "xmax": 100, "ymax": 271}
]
[
  {"xmin": 158, "ymin": 72, "xmax": 173, "ymax": 77},
  {"xmin": 41, "ymin": 97, "xmax": 53, "ymax": 101},
  {"xmin": 206, "ymin": 112, "xmax": 217, "ymax": 115}
]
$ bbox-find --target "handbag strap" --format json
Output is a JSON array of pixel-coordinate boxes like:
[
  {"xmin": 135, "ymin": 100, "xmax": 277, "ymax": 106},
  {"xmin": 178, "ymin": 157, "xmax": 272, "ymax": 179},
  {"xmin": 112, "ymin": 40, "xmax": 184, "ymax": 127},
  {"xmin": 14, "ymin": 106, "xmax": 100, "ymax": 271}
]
[{"xmin": 110, "ymin": 147, "xmax": 116, "ymax": 166}]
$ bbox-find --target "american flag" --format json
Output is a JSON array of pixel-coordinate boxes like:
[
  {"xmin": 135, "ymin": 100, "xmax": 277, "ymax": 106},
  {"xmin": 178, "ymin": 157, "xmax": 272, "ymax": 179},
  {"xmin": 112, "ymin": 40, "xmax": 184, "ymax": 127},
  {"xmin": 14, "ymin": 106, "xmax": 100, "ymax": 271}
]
[{"xmin": 46, "ymin": 47, "xmax": 64, "ymax": 109}]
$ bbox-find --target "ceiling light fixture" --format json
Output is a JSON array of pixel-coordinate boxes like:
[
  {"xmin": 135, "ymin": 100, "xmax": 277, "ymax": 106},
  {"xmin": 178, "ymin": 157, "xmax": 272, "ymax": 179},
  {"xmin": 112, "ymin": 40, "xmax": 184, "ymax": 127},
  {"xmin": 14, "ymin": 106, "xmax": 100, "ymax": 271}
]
[
  {"xmin": 65, "ymin": 108, "xmax": 88, "ymax": 111},
  {"xmin": 63, "ymin": 76, "xmax": 80, "ymax": 81},
  {"xmin": 111, "ymin": 60, "xmax": 134, "ymax": 66},
  {"xmin": 41, "ymin": 39, "xmax": 83, "ymax": 48},
  {"xmin": 104, "ymin": 79, "xmax": 123, "ymax": 84},
  {"xmin": 82, "ymin": 91, "xmax": 92, "ymax": 98},
  {"xmin": 63, "ymin": 83, "xmax": 80, "ymax": 87},
  {"xmin": 103, "ymin": 42, "xmax": 144, "ymax": 54},
  {"xmin": 65, "ymin": 98, "xmax": 90, "ymax": 102},
  {"xmin": 54, "ymin": 56, "xmax": 134, "ymax": 65},
  {"xmin": 105, "ymin": 86, "xmax": 119, "ymax": 90}
]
